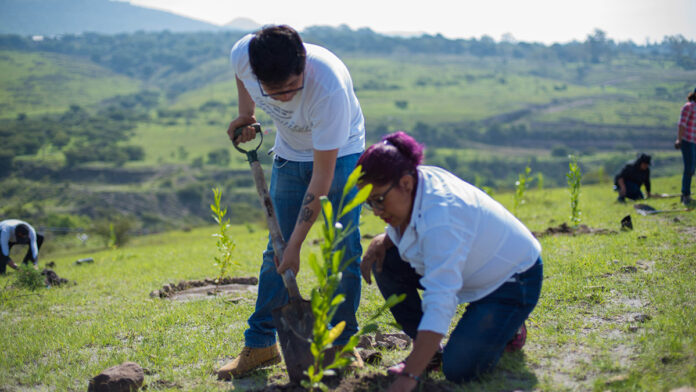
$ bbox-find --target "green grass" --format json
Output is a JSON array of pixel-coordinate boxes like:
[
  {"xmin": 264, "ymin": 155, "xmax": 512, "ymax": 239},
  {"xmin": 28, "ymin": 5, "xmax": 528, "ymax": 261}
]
[
  {"xmin": 1, "ymin": 175, "xmax": 694, "ymax": 391},
  {"xmin": 0, "ymin": 50, "xmax": 141, "ymax": 118}
]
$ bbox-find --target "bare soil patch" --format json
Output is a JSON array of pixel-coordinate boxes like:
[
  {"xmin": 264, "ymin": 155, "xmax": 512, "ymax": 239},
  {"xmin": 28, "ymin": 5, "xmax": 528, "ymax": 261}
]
[
  {"xmin": 149, "ymin": 276, "xmax": 258, "ymax": 301},
  {"xmin": 533, "ymin": 222, "xmax": 616, "ymax": 238}
]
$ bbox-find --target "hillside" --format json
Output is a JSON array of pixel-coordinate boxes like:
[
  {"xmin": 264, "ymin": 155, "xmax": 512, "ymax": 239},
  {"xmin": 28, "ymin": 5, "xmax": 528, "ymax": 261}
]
[
  {"xmin": 0, "ymin": 0, "xmax": 223, "ymax": 35},
  {"xmin": 0, "ymin": 177, "xmax": 694, "ymax": 391},
  {"xmin": 0, "ymin": 27, "xmax": 694, "ymax": 234}
]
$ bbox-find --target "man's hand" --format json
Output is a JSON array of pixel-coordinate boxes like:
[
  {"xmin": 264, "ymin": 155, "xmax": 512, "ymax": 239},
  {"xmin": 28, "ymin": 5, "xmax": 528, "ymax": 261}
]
[
  {"xmin": 227, "ymin": 115, "xmax": 257, "ymax": 144},
  {"xmin": 361, "ymin": 233, "xmax": 388, "ymax": 284},
  {"xmin": 277, "ymin": 241, "xmax": 301, "ymax": 276},
  {"xmin": 675, "ymin": 139, "xmax": 682, "ymax": 150}
]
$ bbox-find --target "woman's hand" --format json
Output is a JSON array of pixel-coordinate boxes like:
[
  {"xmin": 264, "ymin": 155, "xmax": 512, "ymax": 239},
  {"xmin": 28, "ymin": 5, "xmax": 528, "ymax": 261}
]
[
  {"xmin": 361, "ymin": 233, "xmax": 388, "ymax": 284},
  {"xmin": 386, "ymin": 375, "xmax": 418, "ymax": 392}
]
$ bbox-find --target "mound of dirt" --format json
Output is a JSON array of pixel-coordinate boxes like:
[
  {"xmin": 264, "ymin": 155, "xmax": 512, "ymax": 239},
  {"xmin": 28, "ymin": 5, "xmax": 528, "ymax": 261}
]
[
  {"xmin": 533, "ymin": 223, "xmax": 616, "ymax": 238},
  {"xmin": 149, "ymin": 276, "xmax": 258, "ymax": 301},
  {"xmin": 250, "ymin": 371, "xmax": 455, "ymax": 392},
  {"xmin": 41, "ymin": 268, "xmax": 70, "ymax": 287}
]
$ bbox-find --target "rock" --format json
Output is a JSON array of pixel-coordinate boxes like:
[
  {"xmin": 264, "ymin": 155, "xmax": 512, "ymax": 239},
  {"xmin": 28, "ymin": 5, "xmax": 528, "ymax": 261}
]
[
  {"xmin": 673, "ymin": 217, "xmax": 681, "ymax": 223},
  {"xmin": 374, "ymin": 332, "xmax": 411, "ymax": 350},
  {"xmin": 634, "ymin": 314, "xmax": 651, "ymax": 323},
  {"xmin": 358, "ymin": 349, "xmax": 382, "ymax": 365},
  {"xmin": 669, "ymin": 387, "xmax": 696, "ymax": 392},
  {"xmin": 621, "ymin": 266, "xmax": 638, "ymax": 273},
  {"xmin": 88, "ymin": 362, "xmax": 144, "ymax": 392},
  {"xmin": 605, "ymin": 374, "xmax": 629, "ymax": 384},
  {"xmin": 356, "ymin": 335, "xmax": 374, "ymax": 349}
]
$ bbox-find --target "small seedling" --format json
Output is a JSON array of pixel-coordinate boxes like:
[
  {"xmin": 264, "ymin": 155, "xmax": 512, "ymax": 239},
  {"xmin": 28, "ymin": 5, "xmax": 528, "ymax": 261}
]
[
  {"xmin": 210, "ymin": 187, "xmax": 238, "ymax": 287},
  {"xmin": 302, "ymin": 166, "xmax": 405, "ymax": 391},
  {"xmin": 567, "ymin": 155, "xmax": 582, "ymax": 226},
  {"xmin": 513, "ymin": 165, "xmax": 532, "ymax": 214}
]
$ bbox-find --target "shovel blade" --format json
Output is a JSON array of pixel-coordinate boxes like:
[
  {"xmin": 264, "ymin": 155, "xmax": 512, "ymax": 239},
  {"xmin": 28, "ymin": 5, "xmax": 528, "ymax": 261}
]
[{"xmin": 272, "ymin": 298, "xmax": 315, "ymax": 384}]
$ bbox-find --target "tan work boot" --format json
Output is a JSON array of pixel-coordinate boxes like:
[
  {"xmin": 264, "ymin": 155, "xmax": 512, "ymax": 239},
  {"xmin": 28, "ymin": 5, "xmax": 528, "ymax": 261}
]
[
  {"xmin": 217, "ymin": 344, "xmax": 282, "ymax": 380},
  {"xmin": 323, "ymin": 345, "xmax": 364, "ymax": 370}
]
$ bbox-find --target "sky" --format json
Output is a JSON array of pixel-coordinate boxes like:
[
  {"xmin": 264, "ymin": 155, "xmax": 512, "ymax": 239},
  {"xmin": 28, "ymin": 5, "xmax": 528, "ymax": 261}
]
[{"xmin": 129, "ymin": 0, "xmax": 696, "ymax": 45}]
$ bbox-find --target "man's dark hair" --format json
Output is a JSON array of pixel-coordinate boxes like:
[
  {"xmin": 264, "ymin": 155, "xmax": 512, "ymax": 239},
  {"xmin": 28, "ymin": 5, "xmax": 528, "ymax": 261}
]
[
  {"xmin": 249, "ymin": 25, "xmax": 306, "ymax": 87},
  {"xmin": 15, "ymin": 224, "xmax": 29, "ymax": 238}
]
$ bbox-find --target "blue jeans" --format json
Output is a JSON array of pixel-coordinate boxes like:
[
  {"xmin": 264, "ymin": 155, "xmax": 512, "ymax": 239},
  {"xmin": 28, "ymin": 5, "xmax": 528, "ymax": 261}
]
[
  {"xmin": 681, "ymin": 140, "xmax": 696, "ymax": 197},
  {"xmin": 373, "ymin": 247, "xmax": 543, "ymax": 382},
  {"xmin": 244, "ymin": 153, "xmax": 363, "ymax": 348},
  {"xmin": 624, "ymin": 181, "xmax": 644, "ymax": 200}
]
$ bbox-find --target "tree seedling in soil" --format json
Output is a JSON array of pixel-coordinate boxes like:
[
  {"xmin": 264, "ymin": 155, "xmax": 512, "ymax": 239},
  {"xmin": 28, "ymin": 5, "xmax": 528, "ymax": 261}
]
[
  {"xmin": 302, "ymin": 166, "xmax": 405, "ymax": 391},
  {"xmin": 210, "ymin": 187, "xmax": 238, "ymax": 289},
  {"xmin": 567, "ymin": 155, "xmax": 582, "ymax": 226},
  {"xmin": 514, "ymin": 164, "xmax": 533, "ymax": 215}
]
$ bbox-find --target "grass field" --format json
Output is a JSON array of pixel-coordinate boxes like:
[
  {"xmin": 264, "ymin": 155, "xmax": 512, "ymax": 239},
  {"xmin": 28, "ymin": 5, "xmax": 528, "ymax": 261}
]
[
  {"xmin": 0, "ymin": 50, "xmax": 141, "ymax": 118},
  {"xmin": 1, "ymin": 175, "xmax": 694, "ymax": 391}
]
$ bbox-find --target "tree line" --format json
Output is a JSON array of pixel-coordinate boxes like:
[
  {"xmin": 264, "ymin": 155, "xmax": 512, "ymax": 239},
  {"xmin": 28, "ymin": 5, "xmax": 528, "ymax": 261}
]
[{"xmin": 0, "ymin": 27, "xmax": 693, "ymax": 90}]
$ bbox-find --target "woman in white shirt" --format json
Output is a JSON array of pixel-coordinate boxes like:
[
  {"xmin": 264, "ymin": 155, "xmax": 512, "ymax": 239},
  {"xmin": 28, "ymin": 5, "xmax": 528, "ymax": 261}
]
[{"xmin": 357, "ymin": 132, "xmax": 543, "ymax": 392}]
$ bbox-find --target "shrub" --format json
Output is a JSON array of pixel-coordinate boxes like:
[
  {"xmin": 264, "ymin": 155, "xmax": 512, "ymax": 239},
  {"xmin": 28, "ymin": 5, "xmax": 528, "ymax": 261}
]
[{"xmin": 15, "ymin": 264, "xmax": 44, "ymax": 291}]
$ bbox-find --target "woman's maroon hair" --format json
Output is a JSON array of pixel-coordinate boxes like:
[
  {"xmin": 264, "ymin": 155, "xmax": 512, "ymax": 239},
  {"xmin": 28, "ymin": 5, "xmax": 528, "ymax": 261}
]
[{"xmin": 357, "ymin": 131, "xmax": 424, "ymax": 186}]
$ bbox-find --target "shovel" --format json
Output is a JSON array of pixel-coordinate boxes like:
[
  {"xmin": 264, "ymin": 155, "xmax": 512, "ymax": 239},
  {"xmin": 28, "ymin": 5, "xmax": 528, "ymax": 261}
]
[
  {"xmin": 633, "ymin": 203, "xmax": 689, "ymax": 216},
  {"xmin": 232, "ymin": 123, "xmax": 314, "ymax": 384}
]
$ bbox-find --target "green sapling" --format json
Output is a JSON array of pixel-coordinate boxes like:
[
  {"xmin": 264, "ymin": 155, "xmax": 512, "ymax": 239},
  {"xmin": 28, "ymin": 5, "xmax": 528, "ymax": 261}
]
[{"xmin": 302, "ymin": 166, "xmax": 405, "ymax": 391}]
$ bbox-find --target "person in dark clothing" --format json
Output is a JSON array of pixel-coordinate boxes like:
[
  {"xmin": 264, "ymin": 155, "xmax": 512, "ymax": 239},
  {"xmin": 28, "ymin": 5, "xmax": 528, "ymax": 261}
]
[{"xmin": 614, "ymin": 153, "xmax": 652, "ymax": 202}]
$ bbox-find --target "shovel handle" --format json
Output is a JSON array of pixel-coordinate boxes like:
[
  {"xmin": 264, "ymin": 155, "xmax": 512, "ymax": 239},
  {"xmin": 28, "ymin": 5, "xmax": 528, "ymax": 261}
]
[
  {"xmin": 233, "ymin": 124, "xmax": 302, "ymax": 300},
  {"xmin": 232, "ymin": 123, "xmax": 263, "ymax": 162}
]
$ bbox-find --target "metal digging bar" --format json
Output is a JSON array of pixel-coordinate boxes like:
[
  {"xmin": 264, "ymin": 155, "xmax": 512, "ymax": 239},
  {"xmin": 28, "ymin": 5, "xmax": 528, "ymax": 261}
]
[{"xmin": 232, "ymin": 123, "xmax": 314, "ymax": 384}]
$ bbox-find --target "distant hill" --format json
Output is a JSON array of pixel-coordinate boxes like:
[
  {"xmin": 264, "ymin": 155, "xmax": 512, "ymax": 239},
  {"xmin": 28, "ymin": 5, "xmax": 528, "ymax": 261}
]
[
  {"xmin": 223, "ymin": 17, "xmax": 261, "ymax": 32},
  {"xmin": 0, "ymin": 0, "xmax": 223, "ymax": 35}
]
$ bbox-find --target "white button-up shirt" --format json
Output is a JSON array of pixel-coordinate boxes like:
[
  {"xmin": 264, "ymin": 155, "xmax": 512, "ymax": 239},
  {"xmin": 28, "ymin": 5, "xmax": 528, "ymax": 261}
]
[{"xmin": 386, "ymin": 166, "xmax": 541, "ymax": 335}]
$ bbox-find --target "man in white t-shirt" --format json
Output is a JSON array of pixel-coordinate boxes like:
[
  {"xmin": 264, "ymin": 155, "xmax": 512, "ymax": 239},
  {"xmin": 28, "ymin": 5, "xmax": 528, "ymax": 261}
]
[
  {"xmin": 0, "ymin": 219, "xmax": 43, "ymax": 274},
  {"xmin": 217, "ymin": 25, "xmax": 366, "ymax": 379}
]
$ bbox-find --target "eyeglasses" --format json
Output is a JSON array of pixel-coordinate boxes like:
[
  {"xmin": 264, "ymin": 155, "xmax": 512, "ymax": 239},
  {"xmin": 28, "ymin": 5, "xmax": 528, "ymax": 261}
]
[
  {"xmin": 364, "ymin": 182, "xmax": 397, "ymax": 211},
  {"xmin": 258, "ymin": 72, "xmax": 304, "ymax": 98}
]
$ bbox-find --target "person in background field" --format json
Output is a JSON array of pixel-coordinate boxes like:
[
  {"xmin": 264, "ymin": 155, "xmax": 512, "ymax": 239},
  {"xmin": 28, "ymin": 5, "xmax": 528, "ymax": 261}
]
[
  {"xmin": 0, "ymin": 219, "xmax": 43, "ymax": 275},
  {"xmin": 217, "ymin": 25, "xmax": 366, "ymax": 379},
  {"xmin": 614, "ymin": 153, "xmax": 652, "ymax": 203},
  {"xmin": 676, "ymin": 88, "xmax": 696, "ymax": 206},
  {"xmin": 357, "ymin": 132, "xmax": 543, "ymax": 392}
]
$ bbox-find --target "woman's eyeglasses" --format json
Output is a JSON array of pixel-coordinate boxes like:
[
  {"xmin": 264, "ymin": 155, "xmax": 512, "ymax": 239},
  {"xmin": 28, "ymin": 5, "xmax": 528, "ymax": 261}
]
[{"xmin": 364, "ymin": 182, "xmax": 397, "ymax": 211}]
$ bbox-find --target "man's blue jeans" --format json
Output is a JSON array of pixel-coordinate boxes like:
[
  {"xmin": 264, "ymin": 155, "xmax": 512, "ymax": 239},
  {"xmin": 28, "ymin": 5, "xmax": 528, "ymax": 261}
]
[
  {"xmin": 681, "ymin": 140, "xmax": 696, "ymax": 197},
  {"xmin": 244, "ymin": 153, "xmax": 363, "ymax": 348},
  {"xmin": 373, "ymin": 247, "xmax": 543, "ymax": 382}
]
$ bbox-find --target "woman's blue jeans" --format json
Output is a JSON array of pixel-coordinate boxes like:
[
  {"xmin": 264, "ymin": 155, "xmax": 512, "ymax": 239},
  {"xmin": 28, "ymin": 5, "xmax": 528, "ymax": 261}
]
[
  {"xmin": 373, "ymin": 247, "xmax": 543, "ymax": 382},
  {"xmin": 681, "ymin": 140, "xmax": 696, "ymax": 197},
  {"xmin": 244, "ymin": 153, "xmax": 363, "ymax": 348}
]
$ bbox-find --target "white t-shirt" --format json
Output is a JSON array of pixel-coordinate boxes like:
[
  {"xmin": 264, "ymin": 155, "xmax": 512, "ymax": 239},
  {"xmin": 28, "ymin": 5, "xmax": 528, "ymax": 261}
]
[
  {"xmin": 0, "ymin": 219, "xmax": 39, "ymax": 260},
  {"xmin": 230, "ymin": 34, "xmax": 365, "ymax": 162},
  {"xmin": 386, "ymin": 166, "xmax": 542, "ymax": 336}
]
